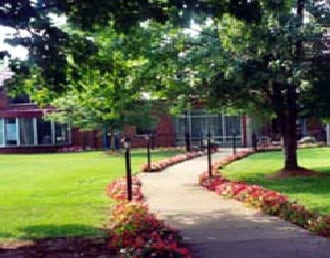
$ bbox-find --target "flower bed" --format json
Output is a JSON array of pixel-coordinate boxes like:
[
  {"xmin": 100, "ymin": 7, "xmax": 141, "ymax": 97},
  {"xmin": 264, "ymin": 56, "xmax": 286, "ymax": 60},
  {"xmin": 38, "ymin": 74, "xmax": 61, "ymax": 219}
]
[
  {"xmin": 106, "ymin": 176, "xmax": 192, "ymax": 257},
  {"xmin": 106, "ymin": 176, "xmax": 144, "ymax": 201},
  {"xmin": 142, "ymin": 151, "xmax": 205, "ymax": 172},
  {"xmin": 108, "ymin": 201, "xmax": 191, "ymax": 257},
  {"xmin": 198, "ymin": 150, "xmax": 330, "ymax": 238}
]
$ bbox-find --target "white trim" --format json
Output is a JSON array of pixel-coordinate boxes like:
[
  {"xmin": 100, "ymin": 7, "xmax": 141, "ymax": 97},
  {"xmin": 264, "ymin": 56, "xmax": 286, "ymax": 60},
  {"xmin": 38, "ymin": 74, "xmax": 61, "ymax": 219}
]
[
  {"xmin": 33, "ymin": 118, "xmax": 38, "ymax": 145},
  {"xmin": 3, "ymin": 118, "xmax": 7, "ymax": 146},
  {"xmin": 68, "ymin": 123, "xmax": 72, "ymax": 144},
  {"xmin": 245, "ymin": 116, "xmax": 253, "ymax": 148},
  {"xmin": 51, "ymin": 120, "xmax": 55, "ymax": 144},
  {"xmin": 0, "ymin": 119, "xmax": 4, "ymax": 147},
  {"xmin": 222, "ymin": 111, "xmax": 226, "ymax": 138},
  {"xmin": 16, "ymin": 118, "xmax": 20, "ymax": 146}
]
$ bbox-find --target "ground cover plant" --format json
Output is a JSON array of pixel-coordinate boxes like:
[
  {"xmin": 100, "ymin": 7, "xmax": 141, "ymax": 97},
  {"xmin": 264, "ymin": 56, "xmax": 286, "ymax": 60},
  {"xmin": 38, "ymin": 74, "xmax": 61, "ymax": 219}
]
[{"xmin": 0, "ymin": 149, "xmax": 180, "ymax": 242}]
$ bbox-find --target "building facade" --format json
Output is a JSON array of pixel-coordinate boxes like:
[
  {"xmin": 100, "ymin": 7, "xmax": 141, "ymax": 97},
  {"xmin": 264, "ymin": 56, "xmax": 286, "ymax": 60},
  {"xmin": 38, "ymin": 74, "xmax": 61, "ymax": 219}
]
[
  {"xmin": 0, "ymin": 88, "xmax": 251, "ymax": 153},
  {"xmin": 0, "ymin": 87, "xmax": 101, "ymax": 153},
  {"xmin": 0, "ymin": 67, "xmax": 254, "ymax": 152}
]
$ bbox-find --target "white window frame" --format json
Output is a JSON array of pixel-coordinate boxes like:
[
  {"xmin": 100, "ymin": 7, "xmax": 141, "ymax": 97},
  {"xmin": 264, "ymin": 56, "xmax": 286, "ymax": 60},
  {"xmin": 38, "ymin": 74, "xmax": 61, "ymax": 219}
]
[
  {"xmin": 33, "ymin": 118, "xmax": 38, "ymax": 145},
  {"xmin": 16, "ymin": 118, "xmax": 20, "ymax": 146},
  {"xmin": 0, "ymin": 119, "xmax": 4, "ymax": 147},
  {"xmin": 51, "ymin": 120, "xmax": 55, "ymax": 145},
  {"xmin": 0, "ymin": 117, "xmax": 71, "ymax": 148}
]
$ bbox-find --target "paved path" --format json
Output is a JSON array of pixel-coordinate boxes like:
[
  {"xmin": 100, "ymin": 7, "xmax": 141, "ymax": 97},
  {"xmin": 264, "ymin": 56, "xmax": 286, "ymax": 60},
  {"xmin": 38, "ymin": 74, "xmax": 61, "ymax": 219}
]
[{"xmin": 138, "ymin": 150, "xmax": 330, "ymax": 258}]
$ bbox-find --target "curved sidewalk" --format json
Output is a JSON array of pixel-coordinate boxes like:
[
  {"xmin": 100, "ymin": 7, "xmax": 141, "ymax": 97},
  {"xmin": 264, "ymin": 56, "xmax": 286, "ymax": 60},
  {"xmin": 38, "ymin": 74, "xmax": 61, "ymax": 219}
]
[{"xmin": 138, "ymin": 150, "xmax": 330, "ymax": 258}]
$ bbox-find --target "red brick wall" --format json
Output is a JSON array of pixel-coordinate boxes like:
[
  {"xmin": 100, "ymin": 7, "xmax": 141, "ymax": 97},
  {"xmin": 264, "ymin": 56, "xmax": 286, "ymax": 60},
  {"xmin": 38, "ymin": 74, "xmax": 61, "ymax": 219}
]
[
  {"xmin": 0, "ymin": 93, "xmax": 177, "ymax": 152},
  {"xmin": 123, "ymin": 114, "xmax": 175, "ymax": 148},
  {"xmin": 71, "ymin": 128, "xmax": 102, "ymax": 150},
  {"xmin": 0, "ymin": 89, "xmax": 8, "ymax": 108}
]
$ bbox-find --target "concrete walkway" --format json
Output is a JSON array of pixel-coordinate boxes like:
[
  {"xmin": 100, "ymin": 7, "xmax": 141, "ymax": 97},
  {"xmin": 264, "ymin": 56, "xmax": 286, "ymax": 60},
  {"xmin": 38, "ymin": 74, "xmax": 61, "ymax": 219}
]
[{"xmin": 138, "ymin": 150, "xmax": 330, "ymax": 258}]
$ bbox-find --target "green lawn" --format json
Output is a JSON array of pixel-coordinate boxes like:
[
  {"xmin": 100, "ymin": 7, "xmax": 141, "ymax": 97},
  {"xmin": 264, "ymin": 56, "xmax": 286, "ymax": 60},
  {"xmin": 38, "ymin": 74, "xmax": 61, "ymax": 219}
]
[
  {"xmin": 221, "ymin": 147, "xmax": 330, "ymax": 215},
  {"xmin": 0, "ymin": 149, "xmax": 180, "ymax": 241}
]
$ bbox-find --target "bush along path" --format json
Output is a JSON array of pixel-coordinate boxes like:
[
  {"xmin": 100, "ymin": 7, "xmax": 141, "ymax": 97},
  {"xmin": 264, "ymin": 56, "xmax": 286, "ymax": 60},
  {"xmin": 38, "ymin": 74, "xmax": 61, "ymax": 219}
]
[
  {"xmin": 141, "ymin": 151, "xmax": 210, "ymax": 172},
  {"xmin": 105, "ymin": 176, "xmax": 192, "ymax": 257},
  {"xmin": 198, "ymin": 150, "xmax": 330, "ymax": 238}
]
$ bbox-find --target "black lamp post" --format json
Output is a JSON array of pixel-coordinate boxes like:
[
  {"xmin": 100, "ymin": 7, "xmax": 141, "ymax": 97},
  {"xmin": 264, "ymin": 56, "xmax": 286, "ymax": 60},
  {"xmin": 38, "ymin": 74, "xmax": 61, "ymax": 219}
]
[
  {"xmin": 123, "ymin": 137, "xmax": 133, "ymax": 201},
  {"xmin": 145, "ymin": 134, "xmax": 151, "ymax": 170},
  {"xmin": 185, "ymin": 109, "xmax": 191, "ymax": 152},
  {"xmin": 207, "ymin": 131, "xmax": 212, "ymax": 177}
]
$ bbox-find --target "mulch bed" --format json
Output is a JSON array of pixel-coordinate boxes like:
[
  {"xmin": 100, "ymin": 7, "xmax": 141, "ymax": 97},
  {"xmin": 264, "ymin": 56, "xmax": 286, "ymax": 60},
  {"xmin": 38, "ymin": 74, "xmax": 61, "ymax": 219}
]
[
  {"xmin": 266, "ymin": 166, "xmax": 325, "ymax": 179},
  {"xmin": 0, "ymin": 237, "xmax": 113, "ymax": 258}
]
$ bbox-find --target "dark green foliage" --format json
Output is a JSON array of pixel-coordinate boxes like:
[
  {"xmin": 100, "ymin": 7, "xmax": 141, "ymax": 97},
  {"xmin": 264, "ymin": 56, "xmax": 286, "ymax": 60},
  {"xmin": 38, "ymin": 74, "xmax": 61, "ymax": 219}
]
[{"xmin": 2, "ymin": 0, "xmax": 330, "ymax": 170}]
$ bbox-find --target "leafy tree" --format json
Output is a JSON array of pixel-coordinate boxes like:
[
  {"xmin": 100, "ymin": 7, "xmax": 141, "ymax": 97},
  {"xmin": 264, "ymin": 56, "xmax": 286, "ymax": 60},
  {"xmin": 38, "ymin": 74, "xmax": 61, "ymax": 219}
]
[
  {"xmin": 0, "ymin": 0, "xmax": 263, "ymax": 85},
  {"xmin": 0, "ymin": 3, "xmax": 164, "ymax": 134},
  {"xmin": 167, "ymin": 1, "xmax": 330, "ymax": 172},
  {"xmin": 2, "ymin": 0, "xmax": 330, "ymax": 173},
  {"xmin": 37, "ymin": 25, "xmax": 160, "ymax": 134},
  {"xmin": 128, "ymin": 1, "xmax": 330, "ymax": 172}
]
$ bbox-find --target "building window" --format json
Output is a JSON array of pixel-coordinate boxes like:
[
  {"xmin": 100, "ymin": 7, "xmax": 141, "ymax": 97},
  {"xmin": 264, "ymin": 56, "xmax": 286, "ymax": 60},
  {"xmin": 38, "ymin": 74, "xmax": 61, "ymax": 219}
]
[
  {"xmin": 174, "ymin": 111, "xmax": 242, "ymax": 145},
  {"xmin": 37, "ymin": 118, "xmax": 52, "ymax": 145},
  {"xmin": 0, "ymin": 119, "xmax": 4, "ymax": 146},
  {"xmin": 0, "ymin": 117, "xmax": 70, "ymax": 148},
  {"xmin": 5, "ymin": 118, "xmax": 18, "ymax": 146},
  {"xmin": 54, "ymin": 122, "xmax": 69, "ymax": 144},
  {"xmin": 225, "ymin": 116, "xmax": 241, "ymax": 137},
  {"xmin": 19, "ymin": 118, "xmax": 35, "ymax": 145}
]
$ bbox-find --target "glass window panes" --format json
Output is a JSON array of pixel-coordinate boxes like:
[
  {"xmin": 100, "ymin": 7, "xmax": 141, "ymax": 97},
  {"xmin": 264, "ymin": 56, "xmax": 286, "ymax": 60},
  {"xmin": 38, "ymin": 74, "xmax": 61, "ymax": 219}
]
[
  {"xmin": 0, "ymin": 117, "xmax": 70, "ymax": 148},
  {"xmin": 225, "ymin": 116, "xmax": 241, "ymax": 136},
  {"xmin": 19, "ymin": 118, "xmax": 35, "ymax": 145},
  {"xmin": 37, "ymin": 118, "xmax": 52, "ymax": 145},
  {"xmin": 54, "ymin": 122, "xmax": 69, "ymax": 144},
  {"xmin": 5, "ymin": 118, "xmax": 17, "ymax": 146},
  {"xmin": 0, "ymin": 119, "xmax": 3, "ymax": 146},
  {"xmin": 174, "ymin": 111, "xmax": 242, "ymax": 145}
]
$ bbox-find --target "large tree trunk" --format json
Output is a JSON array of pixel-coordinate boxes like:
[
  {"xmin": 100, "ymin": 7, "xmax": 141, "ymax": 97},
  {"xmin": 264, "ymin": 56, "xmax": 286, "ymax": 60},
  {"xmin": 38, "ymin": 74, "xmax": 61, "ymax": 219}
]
[
  {"xmin": 283, "ymin": 108, "xmax": 298, "ymax": 170},
  {"xmin": 273, "ymin": 79, "xmax": 299, "ymax": 170},
  {"xmin": 279, "ymin": 0, "xmax": 303, "ymax": 171},
  {"xmin": 272, "ymin": 81, "xmax": 299, "ymax": 171}
]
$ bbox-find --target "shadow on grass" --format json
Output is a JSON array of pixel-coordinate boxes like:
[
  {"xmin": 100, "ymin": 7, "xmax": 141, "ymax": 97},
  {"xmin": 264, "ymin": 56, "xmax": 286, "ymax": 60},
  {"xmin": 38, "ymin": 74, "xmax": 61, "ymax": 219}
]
[
  {"xmin": 246, "ymin": 171, "xmax": 330, "ymax": 194},
  {"xmin": 223, "ymin": 150, "xmax": 330, "ymax": 215},
  {"xmin": 0, "ymin": 225, "xmax": 111, "ymax": 258},
  {"xmin": 18, "ymin": 224, "xmax": 107, "ymax": 239},
  {"xmin": 236, "ymin": 171, "xmax": 330, "ymax": 215}
]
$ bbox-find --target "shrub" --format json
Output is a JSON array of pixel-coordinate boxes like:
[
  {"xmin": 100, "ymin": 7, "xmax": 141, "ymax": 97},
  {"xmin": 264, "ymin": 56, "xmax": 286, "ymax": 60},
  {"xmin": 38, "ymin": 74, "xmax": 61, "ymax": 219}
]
[
  {"xmin": 108, "ymin": 202, "xmax": 191, "ymax": 258},
  {"xmin": 106, "ymin": 176, "xmax": 143, "ymax": 201},
  {"xmin": 142, "ymin": 151, "xmax": 205, "ymax": 172}
]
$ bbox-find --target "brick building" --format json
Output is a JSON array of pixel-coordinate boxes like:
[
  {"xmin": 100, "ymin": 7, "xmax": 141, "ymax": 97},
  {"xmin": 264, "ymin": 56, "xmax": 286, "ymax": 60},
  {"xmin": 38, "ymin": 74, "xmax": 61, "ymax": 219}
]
[{"xmin": 0, "ymin": 68, "xmax": 253, "ymax": 153}]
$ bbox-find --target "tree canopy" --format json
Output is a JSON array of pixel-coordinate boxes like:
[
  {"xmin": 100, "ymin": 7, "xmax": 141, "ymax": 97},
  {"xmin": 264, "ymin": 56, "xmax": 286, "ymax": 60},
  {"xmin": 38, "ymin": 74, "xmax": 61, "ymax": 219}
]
[{"xmin": 2, "ymin": 0, "xmax": 330, "ymax": 172}]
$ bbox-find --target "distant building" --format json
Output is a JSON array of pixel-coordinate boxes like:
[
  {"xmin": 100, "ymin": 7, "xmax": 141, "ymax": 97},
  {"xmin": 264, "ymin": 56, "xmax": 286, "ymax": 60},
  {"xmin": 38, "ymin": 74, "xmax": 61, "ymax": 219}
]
[
  {"xmin": 0, "ymin": 73, "xmax": 101, "ymax": 153},
  {"xmin": 6, "ymin": 68, "xmax": 326, "ymax": 153}
]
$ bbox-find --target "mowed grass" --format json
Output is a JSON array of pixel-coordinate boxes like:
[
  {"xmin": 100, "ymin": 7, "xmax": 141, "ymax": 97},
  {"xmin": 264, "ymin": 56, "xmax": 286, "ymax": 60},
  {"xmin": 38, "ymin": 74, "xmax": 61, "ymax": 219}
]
[
  {"xmin": 0, "ymin": 149, "xmax": 180, "ymax": 241},
  {"xmin": 221, "ymin": 147, "xmax": 330, "ymax": 215}
]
